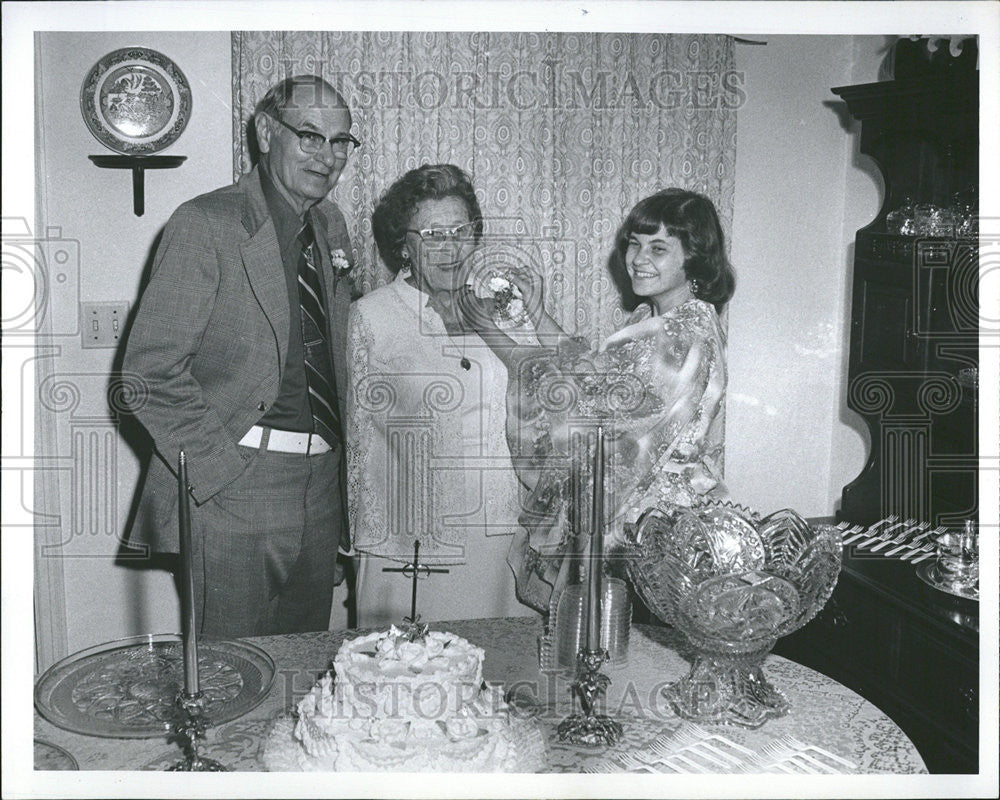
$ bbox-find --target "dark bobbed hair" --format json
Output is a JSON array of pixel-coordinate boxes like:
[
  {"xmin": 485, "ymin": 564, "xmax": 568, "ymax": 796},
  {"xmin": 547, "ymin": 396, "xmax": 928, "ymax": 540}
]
[
  {"xmin": 372, "ymin": 164, "xmax": 484, "ymax": 274},
  {"xmin": 254, "ymin": 74, "xmax": 348, "ymax": 119},
  {"xmin": 611, "ymin": 188, "xmax": 735, "ymax": 313}
]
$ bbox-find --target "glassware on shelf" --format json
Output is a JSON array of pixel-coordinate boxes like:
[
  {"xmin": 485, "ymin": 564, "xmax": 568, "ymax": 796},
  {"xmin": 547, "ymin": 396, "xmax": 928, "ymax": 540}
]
[
  {"xmin": 954, "ymin": 213, "xmax": 978, "ymax": 238},
  {"xmin": 885, "ymin": 197, "xmax": 916, "ymax": 235},
  {"xmin": 623, "ymin": 502, "xmax": 842, "ymax": 728},
  {"xmin": 952, "ymin": 186, "xmax": 978, "ymax": 238},
  {"xmin": 913, "ymin": 203, "xmax": 956, "ymax": 237},
  {"xmin": 885, "ymin": 187, "xmax": 978, "ymax": 239},
  {"xmin": 935, "ymin": 520, "xmax": 979, "ymax": 587}
]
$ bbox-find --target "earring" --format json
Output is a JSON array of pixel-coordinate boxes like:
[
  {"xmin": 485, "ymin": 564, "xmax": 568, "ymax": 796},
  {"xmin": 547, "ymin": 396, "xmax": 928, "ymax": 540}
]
[{"xmin": 689, "ymin": 278, "xmax": 701, "ymax": 295}]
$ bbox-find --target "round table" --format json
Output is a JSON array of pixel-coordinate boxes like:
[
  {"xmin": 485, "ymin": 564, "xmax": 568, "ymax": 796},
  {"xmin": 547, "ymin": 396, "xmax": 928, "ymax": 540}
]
[{"xmin": 33, "ymin": 617, "xmax": 926, "ymax": 773}]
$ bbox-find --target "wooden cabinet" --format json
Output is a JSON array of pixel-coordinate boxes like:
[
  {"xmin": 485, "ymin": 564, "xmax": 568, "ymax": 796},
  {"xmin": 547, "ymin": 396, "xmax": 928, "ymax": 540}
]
[
  {"xmin": 784, "ymin": 65, "xmax": 983, "ymax": 774},
  {"xmin": 775, "ymin": 540, "xmax": 979, "ymax": 773},
  {"xmin": 833, "ymin": 72, "xmax": 979, "ymax": 528}
]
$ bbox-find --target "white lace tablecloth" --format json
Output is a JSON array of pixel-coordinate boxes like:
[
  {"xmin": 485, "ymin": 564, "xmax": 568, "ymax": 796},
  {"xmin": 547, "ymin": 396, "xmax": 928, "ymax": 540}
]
[{"xmin": 33, "ymin": 617, "xmax": 926, "ymax": 773}]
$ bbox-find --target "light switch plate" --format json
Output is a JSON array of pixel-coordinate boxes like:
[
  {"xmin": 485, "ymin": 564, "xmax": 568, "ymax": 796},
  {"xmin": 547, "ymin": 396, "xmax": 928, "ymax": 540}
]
[{"xmin": 80, "ymin": 301, "xmax": 130, "ymax": 348}]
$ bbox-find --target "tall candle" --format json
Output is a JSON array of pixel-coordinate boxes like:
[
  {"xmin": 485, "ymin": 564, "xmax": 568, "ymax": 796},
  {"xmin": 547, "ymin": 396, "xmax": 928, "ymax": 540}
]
[
  {"xmin": 586, "ymin": 427, "xmax": 605, "ymax": 651},
  {"xmin": 410, "ymin": 540, "xmax": 421, "ymax": 623},
  {"xmin": 177, "ymin": 451, "xmax": 199, "ymax": 695}
]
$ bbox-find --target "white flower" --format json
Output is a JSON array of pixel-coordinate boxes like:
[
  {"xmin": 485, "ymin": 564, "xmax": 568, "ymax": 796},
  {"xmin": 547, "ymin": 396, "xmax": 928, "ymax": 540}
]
[
  {"xmin": 487, "ymin": 275, "xmax": 510, "ymax": 293},
  {"xmin": 330, "ymin": 248, "xmax": 352, "ymax": 275},
  {"xmin": 424, "ymin": 636, "xmax": 445, "ymax": 659},
  {"xmin": 445, "ymin": 715, "xmax": 481, "ymax": 741},
  {"xmin": 487, "ymin": 271, "xmax": 528, "ymax": 325},
  {"xmin": 396, "ymin": 640, "xmax": 429, "ymax": 671},
  {"xmin": 370, "ymin": 717, "xmax": 410, "ymax": 745}
]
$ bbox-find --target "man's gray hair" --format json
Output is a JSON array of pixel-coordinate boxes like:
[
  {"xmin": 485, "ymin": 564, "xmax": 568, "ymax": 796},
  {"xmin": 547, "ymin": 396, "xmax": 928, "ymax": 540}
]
[{"xmin": 255, "ymin": 74, "xmax": 346, "ymax": 119}]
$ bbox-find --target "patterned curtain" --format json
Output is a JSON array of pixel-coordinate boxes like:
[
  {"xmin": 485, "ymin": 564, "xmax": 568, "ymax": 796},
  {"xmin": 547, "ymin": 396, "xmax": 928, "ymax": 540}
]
[{"xmin": 232, "ymin": 31, "xmax": 736, "ymax": 344}]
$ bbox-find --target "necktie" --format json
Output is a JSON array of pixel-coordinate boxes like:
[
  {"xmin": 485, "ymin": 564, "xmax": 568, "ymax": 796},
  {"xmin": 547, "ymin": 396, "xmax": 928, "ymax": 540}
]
[{"xmin": 297, "ymin": 221, "xmax": 341, "ymax": 447}]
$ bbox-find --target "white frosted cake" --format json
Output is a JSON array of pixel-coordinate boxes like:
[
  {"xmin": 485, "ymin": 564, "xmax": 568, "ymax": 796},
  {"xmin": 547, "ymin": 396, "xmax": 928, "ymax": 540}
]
[{"xmin": 262, "ymin": 625, "xmax": 544, "ymax": 772}]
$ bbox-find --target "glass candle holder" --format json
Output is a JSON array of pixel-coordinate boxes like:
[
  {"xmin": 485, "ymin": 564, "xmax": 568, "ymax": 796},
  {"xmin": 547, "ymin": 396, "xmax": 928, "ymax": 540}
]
[{"xmin": 546, "ymin": 576, "xmax": 631, "ymax": 671}]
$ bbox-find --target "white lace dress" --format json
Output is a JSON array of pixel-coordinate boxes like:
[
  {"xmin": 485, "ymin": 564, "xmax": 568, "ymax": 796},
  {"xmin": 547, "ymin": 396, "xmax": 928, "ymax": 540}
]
[{"xmin": 346, "ymin": 271, "xmax": 534, "ymax": 627}]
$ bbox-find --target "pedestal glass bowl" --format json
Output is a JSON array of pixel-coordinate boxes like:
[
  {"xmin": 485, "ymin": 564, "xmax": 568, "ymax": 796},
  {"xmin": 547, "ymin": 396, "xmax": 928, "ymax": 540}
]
[{"xmin": 623, "ymin": 502, "xmax": 842, "ymax": 728}]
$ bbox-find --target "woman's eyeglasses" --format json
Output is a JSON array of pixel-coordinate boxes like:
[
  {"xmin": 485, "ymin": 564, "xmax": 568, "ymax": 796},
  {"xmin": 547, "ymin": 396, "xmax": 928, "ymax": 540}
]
[
  {"xmin": 405, "ymin": 221, "xmax": 478, "ymax": 243},
  {"xmin": 270, "ymin": 114, "xmax": 362, "ymax": 158}
]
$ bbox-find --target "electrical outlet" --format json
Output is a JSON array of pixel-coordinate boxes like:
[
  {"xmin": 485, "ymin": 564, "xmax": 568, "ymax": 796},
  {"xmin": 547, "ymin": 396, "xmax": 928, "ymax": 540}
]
[{"xmin": 80, "ymin": 301, "xmax": 130, "ymax": 348}]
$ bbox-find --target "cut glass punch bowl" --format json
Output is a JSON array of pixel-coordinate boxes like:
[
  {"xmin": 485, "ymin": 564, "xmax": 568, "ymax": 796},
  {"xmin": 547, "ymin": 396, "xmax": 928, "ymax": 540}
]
[{"xmin": 624, "ymin": 502, "xmax": 842, "ymax": 728}]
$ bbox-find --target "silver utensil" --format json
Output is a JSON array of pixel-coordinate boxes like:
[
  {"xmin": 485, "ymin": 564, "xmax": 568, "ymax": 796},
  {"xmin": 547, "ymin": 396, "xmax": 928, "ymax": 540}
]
[
  {"xmin": 616, "ymin": 752, "xmax": 663, "ymax": 773},
  {"xmin": 868, "ymin": 519, "xmax": 914, "ymax": 551},
  {"xmin": 842, "ymin": 516, "xmax": 896, "ymax": 546},
  {"xmin": 758, "ymin": 739, "xmax": 832, "ymax": 774},
  {"xmin": 870, "ymin": 531, "xmax": 912, "ymax": 552},
  {"xmin": 900, "ymin": 526, "xmax": 947, "ymax": 560},
  {"xmin": 853, "ymin": 515, "xmax": 901, "ymax": 549},
  {"xmin": 884, "ymin": 520, "xmax": 930, "ymax": 555},
  {"xmin": 837, "ymin": 524, "xmax": 865, "ymax": 544},
  {"xmin": 647, "ymin": 724, "xmax": 757, "ymax": 773},
  {"xmin": 783, "ymin": 736, "xmax": 857, "ymax": 770}
]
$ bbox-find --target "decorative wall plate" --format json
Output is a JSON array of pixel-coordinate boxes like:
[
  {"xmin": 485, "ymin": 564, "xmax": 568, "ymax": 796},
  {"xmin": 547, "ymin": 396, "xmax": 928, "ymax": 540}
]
[
  {"xmin": 80, "ymin": 47, "xmax": 192, "ymax": 154},
  {"xmin": 34, "ymin": 634, "xmax": 275, "ymax": 738}
]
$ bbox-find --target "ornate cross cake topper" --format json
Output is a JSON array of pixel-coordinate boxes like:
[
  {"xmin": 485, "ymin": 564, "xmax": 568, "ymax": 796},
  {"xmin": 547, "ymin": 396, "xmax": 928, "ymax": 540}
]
[{"xmin": 381, "ymin": 540, "xmax": 449, "ymax": 627}]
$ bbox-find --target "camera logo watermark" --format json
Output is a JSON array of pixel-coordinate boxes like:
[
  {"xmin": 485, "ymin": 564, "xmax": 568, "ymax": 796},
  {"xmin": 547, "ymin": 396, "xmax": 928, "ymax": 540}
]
[{"xmin": 2, "ymin": 217, "xmax": 81, "ymax": 338}]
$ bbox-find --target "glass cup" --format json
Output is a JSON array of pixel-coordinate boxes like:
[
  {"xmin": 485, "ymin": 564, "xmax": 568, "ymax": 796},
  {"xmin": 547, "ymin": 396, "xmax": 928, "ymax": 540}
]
[
  {"xmin": 549, "ymin": 576, "xmax": 631, "ymax": 670},
  {"xmin": 886, "ymin": 197, "xmax": 916, "ymax": 235},
  {"xmin": 935, "ymin": 523, "xmax": 979, "ymax": 586},
  {"xmin": 914, "ymin": 203, "xmax": 956, "ymax": 237}
]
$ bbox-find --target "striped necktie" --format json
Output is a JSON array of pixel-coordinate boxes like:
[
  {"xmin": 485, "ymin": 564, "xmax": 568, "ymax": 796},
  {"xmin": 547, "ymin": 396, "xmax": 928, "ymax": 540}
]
[{"xmin": 297, "ymin": 221, "xmax": 341, "ymax": 447}]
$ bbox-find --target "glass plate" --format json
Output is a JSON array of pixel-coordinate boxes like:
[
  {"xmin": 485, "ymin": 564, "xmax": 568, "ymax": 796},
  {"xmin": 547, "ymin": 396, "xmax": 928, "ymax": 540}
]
[
  {"xmin": 34, "ymin": 634, "xmax": 275, "ymax": 738},
  {"xmin": 915, "ymin": 561, "xmax": 979, "ymax": 601},
  {"xmin": 80, "ymin": 47, "xmax": 192, "ymax": 154},
  {"xmin": 34, "ymin": 739, "xmax": 79, "ymax": 770}
]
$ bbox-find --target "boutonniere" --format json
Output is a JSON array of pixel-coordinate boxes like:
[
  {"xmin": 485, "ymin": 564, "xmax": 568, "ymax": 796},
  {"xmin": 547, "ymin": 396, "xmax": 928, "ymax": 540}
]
[{"xmin": 330, "ymin": 248, "xmax": 352, "ymax": 277}]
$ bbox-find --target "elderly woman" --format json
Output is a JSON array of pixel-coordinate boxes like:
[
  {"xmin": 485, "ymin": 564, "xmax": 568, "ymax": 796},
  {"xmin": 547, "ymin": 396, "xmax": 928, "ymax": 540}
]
[
  {"xmin": 346, "ymin": 164, "xmax": 532, "ymax": 627},
  {"xmin": 460, "ymin": 188, "xmax": 735, "ymax": 615}
]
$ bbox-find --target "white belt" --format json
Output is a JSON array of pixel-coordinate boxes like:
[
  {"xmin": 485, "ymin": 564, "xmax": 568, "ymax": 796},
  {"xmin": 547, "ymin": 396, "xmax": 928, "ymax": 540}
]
[{"xmin": 238, "ymin": 425, "xmax": 332, "ymax": 454}]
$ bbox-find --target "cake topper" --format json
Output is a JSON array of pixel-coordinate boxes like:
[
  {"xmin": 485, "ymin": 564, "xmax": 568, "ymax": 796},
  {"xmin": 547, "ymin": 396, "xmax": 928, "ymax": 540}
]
[{"xmin": 382, "ymin": 540, "xmax": 449, "ymax": 629}]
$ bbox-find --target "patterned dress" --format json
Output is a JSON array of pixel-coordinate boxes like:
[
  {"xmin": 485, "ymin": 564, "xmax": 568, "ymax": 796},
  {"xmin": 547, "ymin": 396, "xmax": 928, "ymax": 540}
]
[{"xmin": 506, "ymin": 298, "xmax": 729, "ymax": 613}]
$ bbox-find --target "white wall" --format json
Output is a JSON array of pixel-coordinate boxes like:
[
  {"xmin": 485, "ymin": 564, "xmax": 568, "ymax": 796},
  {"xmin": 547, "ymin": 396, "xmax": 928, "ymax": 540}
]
[
  {"xmin": 35, "ymin": 32, "xmax": 232, "ymax": 665},
  {"xmin": 725, "ymin": 34, "xmax": 885, "ymax": 517}
]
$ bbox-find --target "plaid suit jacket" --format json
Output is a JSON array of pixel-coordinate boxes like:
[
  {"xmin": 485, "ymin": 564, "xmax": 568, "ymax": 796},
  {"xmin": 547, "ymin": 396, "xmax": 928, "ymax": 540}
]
[{"xmin": 123, "ymin": 166, "xmax": 353, "ymax": 552}]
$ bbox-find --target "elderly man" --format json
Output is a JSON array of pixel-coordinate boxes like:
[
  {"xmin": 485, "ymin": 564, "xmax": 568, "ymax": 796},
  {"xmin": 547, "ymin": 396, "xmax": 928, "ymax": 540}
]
[{"xmin": 124, "ymin": 75, "xmax": 359, "ymax": 637}]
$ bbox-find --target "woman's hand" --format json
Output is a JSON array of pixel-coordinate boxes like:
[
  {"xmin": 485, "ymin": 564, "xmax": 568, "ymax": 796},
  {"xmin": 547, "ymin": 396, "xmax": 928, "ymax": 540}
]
[
  {"xmin": 453, "ymin": 286, "xmax": 499, "ymax": 334},
  {"xmin": 504, "ymin": 269, "xmax": 573, "ymax": 347},
  {"xmin": 507, "ymin": 269, "xmax": 545, "ymax": 330},
  {"xmin": 454, "ymin": 287, "xmax": 527, "ymax": 370}
]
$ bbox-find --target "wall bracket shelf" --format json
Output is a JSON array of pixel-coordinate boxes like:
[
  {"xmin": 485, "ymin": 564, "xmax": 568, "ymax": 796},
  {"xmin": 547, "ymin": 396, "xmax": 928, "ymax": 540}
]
[{"xmin": 88, "ymin": 155, "xmax": 187, "ymax": 217}]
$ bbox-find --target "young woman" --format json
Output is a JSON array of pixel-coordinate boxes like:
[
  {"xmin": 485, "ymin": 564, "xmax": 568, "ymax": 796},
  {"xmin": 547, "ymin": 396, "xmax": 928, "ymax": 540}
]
[{"xmin": 459, "ymin": 188, "xmax": 736, "ymax": 614}]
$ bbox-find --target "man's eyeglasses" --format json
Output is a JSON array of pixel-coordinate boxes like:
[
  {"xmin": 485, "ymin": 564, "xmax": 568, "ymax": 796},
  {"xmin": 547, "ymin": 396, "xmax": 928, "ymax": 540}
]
[
  {"xmin": 405, "ymin": 221, "xmax": 478, "ymax": 243},
  {"xmin": 270, "ymin": 114, "xmax": 362, "ymax": 158}
]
